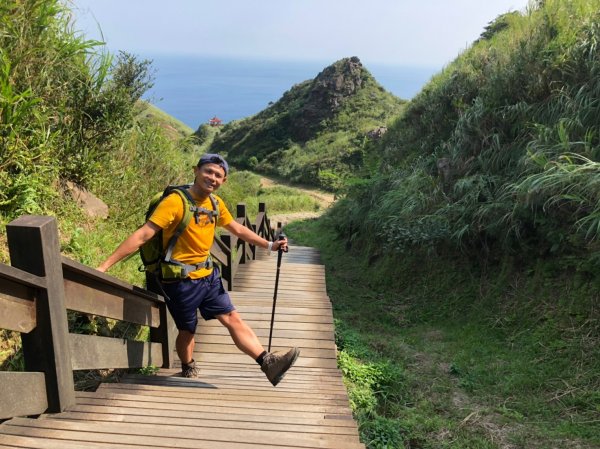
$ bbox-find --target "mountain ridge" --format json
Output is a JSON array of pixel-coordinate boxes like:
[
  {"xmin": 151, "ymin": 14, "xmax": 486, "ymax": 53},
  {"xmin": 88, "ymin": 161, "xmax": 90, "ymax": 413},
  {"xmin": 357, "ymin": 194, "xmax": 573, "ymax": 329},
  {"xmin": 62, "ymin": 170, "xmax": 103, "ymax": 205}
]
[{"xmin": 206, "ymin": 56, "xmax": 405, "ymax": 190}]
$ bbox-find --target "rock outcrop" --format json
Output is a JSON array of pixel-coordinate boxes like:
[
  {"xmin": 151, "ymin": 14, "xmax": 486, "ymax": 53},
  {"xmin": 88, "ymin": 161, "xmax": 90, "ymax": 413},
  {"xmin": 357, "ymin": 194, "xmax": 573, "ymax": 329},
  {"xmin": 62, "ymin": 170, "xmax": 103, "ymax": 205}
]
[
  {"xmin": 289, "ymin": 56, "xmax": 365, "ymax": 141},
  {"xmin": 66, "ymin": 181, "xmax": 109, "ymax": 219}
]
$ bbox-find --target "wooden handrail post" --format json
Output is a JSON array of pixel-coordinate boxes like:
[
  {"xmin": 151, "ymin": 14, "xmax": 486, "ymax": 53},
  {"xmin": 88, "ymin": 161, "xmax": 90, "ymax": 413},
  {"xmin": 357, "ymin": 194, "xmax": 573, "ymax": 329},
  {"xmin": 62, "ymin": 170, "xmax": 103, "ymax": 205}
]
[
  {"xmin": 6, "ymin": 215, "xmax": 75, "ymax": 413},
  {"xmin": 145, "ymin": 272, "xmax": 176, "ymax": 369},
  {"xmin": 250, "ymin": 224, "xmax": 257, "ymax": 260},
  {"xmin": 236, "ymin": 204, "xmax": 248, "ymax": 263},
  {"xmin": 220, "ymin": 233, "xmax": 233, "ymax": 291},
  {"xmin": 149, "ymin": 302, "xmax": 177, "ymax": 369}
]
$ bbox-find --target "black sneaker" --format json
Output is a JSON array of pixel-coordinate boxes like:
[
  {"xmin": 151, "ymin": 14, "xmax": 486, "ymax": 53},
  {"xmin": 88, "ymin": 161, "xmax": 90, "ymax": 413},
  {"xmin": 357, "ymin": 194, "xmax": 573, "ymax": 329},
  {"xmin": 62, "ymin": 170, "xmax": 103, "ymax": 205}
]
[
  {"xmin": 181, "ymin": 360, "xmax": 200, "ymax": 378},
  {"xmin": 261, "ymin": 348, "xmax": 300, "ymax": 386}
]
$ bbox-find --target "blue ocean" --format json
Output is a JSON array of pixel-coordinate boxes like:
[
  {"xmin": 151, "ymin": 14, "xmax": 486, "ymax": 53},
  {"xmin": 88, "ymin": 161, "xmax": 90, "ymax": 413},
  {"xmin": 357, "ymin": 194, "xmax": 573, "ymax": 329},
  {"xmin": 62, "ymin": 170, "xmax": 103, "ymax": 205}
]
[{"xmin": 141, "ymin": 54, "xmax": 439, "ymax": 130}]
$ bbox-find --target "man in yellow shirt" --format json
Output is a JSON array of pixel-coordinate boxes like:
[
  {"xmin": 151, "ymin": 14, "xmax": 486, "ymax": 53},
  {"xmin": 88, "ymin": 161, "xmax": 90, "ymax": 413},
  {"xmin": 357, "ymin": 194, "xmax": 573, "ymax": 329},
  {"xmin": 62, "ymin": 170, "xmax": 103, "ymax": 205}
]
[{"xmin": 98, "ymin": 154, "xmax": 299, "ymax": 386}]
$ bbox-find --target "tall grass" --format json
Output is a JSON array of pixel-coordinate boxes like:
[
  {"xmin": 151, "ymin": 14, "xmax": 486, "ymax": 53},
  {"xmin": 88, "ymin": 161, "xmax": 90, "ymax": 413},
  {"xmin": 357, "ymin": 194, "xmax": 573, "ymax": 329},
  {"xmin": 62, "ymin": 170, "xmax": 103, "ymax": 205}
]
[
  {"xmin": 0, "ymin": 0, "xmax": 156, "ymax": 222},
  {"xmin": 335, "ymin": 0, "xmax": 600, "ymax": 267}
]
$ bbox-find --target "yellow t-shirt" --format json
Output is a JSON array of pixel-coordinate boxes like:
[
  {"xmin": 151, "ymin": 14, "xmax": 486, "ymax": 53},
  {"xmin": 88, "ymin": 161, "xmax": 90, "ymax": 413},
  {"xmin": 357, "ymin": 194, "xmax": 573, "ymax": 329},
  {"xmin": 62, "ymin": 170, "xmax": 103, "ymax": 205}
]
[{"xmin": 149, "ymin": 191, "xmax": 233, "ymax": 279}]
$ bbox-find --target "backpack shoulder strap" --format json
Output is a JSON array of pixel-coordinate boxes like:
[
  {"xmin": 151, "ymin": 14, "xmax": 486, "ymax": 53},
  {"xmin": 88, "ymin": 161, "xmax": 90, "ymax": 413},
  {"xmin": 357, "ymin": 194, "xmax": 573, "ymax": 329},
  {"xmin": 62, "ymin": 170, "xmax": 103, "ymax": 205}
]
[
  {"xmin": 209, "ymin": 194, "xmax": 219, "ymax": 223},
  {"xmin": 163, "ymin": 188, "xmax": 194, "ymax": 263}
]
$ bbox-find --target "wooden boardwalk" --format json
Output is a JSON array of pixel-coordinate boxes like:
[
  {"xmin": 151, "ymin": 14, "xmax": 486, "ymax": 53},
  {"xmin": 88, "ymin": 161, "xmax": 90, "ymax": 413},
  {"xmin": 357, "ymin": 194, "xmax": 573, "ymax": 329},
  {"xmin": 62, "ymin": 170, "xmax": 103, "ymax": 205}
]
[{"xmin": 0, "ymin": 246, "xmax": 365, "ymax": 449}]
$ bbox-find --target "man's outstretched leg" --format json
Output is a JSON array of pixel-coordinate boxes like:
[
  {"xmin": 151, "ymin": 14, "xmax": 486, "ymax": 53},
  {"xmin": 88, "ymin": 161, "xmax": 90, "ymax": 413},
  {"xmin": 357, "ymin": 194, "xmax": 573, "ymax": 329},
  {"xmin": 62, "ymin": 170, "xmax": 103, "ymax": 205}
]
[{"xmin": 217, "ymin": 311, "xmax": 300, "ymax": 386}]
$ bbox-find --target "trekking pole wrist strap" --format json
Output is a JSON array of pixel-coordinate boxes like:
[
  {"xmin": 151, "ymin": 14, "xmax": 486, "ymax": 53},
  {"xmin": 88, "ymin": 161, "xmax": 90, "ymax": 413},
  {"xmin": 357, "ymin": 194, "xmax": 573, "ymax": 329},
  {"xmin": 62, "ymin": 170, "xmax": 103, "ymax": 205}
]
[{"xmin": 267, "ymin": 241, "xmax": 274, "ymax": 251}]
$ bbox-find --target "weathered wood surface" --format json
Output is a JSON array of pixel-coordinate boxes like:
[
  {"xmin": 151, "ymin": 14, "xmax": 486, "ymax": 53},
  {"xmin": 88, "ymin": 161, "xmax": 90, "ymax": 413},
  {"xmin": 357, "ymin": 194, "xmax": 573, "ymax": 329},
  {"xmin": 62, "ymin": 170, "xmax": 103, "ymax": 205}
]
[
  {"xmin": 0, "ymin": 372, "xmax": 47, "ymax": 420},
  {"xmin": 6, "ymin": 216, "xmax": 76, "ymax": 412},
  {"xmin": 0, "ymin": 245, "xmax": 365, "ymax": 449}
]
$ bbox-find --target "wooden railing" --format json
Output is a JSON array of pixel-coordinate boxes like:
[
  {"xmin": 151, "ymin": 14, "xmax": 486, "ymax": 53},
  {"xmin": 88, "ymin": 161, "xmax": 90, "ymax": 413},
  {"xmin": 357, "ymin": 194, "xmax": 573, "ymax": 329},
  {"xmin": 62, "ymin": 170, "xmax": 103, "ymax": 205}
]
[{"xmin": 0, "ymin": 202, "xmax": 278, "ymax": 420}]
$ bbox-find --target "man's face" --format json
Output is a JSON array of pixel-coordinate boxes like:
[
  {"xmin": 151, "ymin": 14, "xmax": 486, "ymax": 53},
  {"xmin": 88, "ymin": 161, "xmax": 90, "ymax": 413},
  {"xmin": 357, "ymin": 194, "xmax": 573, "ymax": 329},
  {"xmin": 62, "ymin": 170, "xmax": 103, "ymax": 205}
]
[{"xmin": 194, "ymin": 163, "xmax": 226, "ymax": 194}]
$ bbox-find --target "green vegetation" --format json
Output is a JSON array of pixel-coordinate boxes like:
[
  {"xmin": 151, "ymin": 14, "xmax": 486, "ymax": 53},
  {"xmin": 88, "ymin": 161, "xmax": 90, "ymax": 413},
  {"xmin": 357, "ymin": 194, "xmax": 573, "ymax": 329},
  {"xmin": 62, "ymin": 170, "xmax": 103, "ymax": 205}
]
[
  {"xmin": 288, "ymin": 216, "xmax": 599, "ymax": 448},
  {"xmin": 209, "ymin": 57, "xmax": 404, "ymax": 191},
  {"xmin": 284, "ymin": 1, "xmax": 600, "ymax": 447},
  {"xmin": 0, "ymin": 0, "xmax": 319, "ymax": 377},
  {"xmin": 0, "ymin": 0, "xmax": 319, "ymax": 272},
  {"xmin": 138, "ymin": 102, "xmax": 194, "ymax": 139},
  {"xmin": 338, "ymin": 0, "xmax": 600, "ymax": 262}
]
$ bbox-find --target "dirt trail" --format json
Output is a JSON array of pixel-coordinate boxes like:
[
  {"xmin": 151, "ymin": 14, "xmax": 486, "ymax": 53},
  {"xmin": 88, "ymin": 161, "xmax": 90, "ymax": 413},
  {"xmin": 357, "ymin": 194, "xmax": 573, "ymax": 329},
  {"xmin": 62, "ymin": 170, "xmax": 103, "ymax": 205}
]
[{"xmin": 259, "ymin": 175, "xmax": 335, "ymax": 226}]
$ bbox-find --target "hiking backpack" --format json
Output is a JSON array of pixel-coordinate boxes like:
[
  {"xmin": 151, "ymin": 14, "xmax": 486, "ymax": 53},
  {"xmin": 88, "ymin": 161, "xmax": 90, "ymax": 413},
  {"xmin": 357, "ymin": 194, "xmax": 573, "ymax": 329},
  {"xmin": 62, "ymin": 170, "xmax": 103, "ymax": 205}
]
[{"xmin": 139, "ymin": 184, "xmax": 219, "ymax": 282}]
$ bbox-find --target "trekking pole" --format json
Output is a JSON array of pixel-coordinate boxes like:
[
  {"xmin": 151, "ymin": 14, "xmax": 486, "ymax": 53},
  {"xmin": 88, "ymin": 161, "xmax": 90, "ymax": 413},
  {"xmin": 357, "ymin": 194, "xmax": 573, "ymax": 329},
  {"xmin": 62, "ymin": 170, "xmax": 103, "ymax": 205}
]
[{"xmin": 268, "ymin": 232, "xmax": 288, "ymax": 352}]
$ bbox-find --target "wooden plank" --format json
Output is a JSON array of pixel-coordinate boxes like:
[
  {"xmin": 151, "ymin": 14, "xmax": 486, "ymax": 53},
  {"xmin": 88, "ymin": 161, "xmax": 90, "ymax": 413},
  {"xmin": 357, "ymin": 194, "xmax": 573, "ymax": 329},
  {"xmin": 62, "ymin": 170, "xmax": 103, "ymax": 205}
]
[
  {"xmin": 230, "ymin": 295, "xmax": 331, "ymax": 304},
  {"xmin": 55, "ymin": 410, "xmax": 359, "ymax": 436},
  {"xmin": 74, "ymin": 390, "xmax": 350, "ymax": 415},
  {"xmin": 99, "ymin": 383, "xmax": 349, "ymax": 404},
  {"xmin": 63, "ymin": 274, "xmax": 160, "ymax": 327},
  {"xmin": 4, "ymin": 417, "xmax": 365, "ymax": 449},
  {"xmin": 199, "ymin": 325, "xmax": 335, "ymax": 340},
  {"xmin": 194, "ymin": 334, "xmax": 336, "ymax": 349},
  {"xmin": 120, "ymin": 373, "xmax": 348, "ymax": 394},
  {"xmin": 200, "ymin": 320, "xmax": 334, "ymax": 333},
  {"xmin": 195, "ymin": 343, "xmax": 335, "ymax": 360},
  {"xmin": 0, "ymin": 372, "xmax": 47, "ymax": 419},
  {"xmin": 194, "ymin": 352, "xmax": 338, "ymax": 369},
  {"xmin": 0, "ymin": 421, "xmax": 364, "ymax": 449},
  {"xmin": 0, "ymin": 263, "xmax": 46, "ymax": 290},
  {"xmin": 159, "ymin": 364, "xmax": 346, "ymax": 385},
  {"xmin": 235, "ymin": 273, "xmax": 325, "ymax": 281},
  {"xmin": 0, "ymin": 433, "xmax": 144, "ymax": 449},
  {"xmin": 229, "ymin": 289, "xmax": 331, "ymax": 300},
  {"xmin": 144, "ymin": 362, "xmax": 346, "ymax": 379},
  {"xmin": 61, "ymin": 257, "xmax": 160, "ymax": 303},
  {"xmin": 75, "ymin": 393, "xmax": 349, "ymax": 421},
  {"xmin": 69, "ymin": 334, "xmax": 163, "ymax": 370},
  {"xmin": 229, "ymin": 305, "xmax": 333, "ymax": 316},
  {"xmin": 0, "ymin": 292, "xmax": 36, "ymax": 334},
  {"xmin": 238, "ymin": 262, "xmax": 325, "ymax": 270},
  {"xmin": 233, "ymin": 271, "xmax": 327, "ymax": 281},
  {"xmin": 62, "ymin": 404, "xmax": 358, "ymax": 432},
  {"xmin": 225, "ymin": 312, "xmax": 332, "ymax": 324},
  {"xmin": 125, "ymin": 373, "xmax": 345, "ymax": 392}
]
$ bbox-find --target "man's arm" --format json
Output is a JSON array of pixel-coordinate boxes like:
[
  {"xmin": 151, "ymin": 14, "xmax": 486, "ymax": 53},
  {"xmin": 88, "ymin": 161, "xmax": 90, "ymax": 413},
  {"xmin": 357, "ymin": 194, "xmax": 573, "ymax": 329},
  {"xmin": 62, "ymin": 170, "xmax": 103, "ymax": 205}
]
[
  {"xmin": 97, "ymin": 221, "xmax": 161, "ymax": 272},
  {"xmin": 223, "ymin": 220, "xmax": 287, "ymax": 252}
]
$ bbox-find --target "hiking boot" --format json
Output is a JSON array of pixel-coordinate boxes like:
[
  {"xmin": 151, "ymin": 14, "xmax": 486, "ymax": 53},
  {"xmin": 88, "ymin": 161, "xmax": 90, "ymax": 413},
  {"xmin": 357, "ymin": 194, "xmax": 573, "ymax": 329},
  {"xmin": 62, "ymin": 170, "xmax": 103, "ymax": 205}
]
[
  {"xmin": 261, "ymin": 348, "xmax": 300, "ymax": 386},
  {"xmin": 181, "ymin": 360, "xmax": 200, "ymax": 378}
]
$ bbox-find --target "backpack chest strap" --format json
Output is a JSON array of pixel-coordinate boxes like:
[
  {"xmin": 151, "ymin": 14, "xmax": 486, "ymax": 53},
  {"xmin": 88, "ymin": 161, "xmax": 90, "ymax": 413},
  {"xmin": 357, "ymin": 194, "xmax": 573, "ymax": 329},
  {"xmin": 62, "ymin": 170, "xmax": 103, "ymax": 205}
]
[
  {"xmin": 162, "ymin": 256, "xmax": 214, "ymax": 279},
  {"xmin": 190, "ymin": 205, "xmax": 218, "ymax": 224}
]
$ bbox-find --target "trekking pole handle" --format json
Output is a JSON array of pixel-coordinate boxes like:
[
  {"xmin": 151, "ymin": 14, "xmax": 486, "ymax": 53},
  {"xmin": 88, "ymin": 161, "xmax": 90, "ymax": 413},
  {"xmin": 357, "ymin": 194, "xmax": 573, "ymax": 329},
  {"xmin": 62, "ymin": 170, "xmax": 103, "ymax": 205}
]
[{"xmin": 278, "ymin": 232, "xmax": 288, "ymax": 253}]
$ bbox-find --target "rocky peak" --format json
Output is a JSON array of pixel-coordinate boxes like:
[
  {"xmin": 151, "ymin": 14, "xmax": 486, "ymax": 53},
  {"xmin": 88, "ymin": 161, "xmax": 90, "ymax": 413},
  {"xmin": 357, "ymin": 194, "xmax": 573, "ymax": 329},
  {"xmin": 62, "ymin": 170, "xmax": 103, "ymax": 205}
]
[
  {"xmin": 290, "ymin": 56, "xmax": 366, "ymax": 141},
  {"xmin": 311, "ymin": 56, "xmax": 364, "ymax": 107}
]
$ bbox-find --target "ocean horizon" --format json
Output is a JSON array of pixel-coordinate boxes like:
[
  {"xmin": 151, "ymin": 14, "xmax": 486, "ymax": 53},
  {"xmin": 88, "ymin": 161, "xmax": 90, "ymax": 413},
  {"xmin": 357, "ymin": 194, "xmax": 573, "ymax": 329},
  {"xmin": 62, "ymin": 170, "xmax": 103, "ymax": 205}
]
[{"xmin": 141, "ymin": 54, "xmax": 439, "ymax": 130}]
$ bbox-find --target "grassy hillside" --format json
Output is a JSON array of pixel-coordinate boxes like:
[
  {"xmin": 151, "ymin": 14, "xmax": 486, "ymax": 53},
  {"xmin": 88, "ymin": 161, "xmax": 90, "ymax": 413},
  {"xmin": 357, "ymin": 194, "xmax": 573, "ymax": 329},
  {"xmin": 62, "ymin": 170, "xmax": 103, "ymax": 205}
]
[
  {"xmin": 137, "ymin": 102, "xmax": 194, "ymax": 138},
  {"xmin": 288, "ymin": 217, "xmax": 599, "ymax": 449},
  {"xmin": 294, "ymin": 0, "xmax": 600, "ymax": 447},
  {"xmin": 209, "ymin": 57, "xmax": 405, "ymax": 190},
  {"xmin": 339, "ymin": 0, "xmax": 600, "ymax": 262}
]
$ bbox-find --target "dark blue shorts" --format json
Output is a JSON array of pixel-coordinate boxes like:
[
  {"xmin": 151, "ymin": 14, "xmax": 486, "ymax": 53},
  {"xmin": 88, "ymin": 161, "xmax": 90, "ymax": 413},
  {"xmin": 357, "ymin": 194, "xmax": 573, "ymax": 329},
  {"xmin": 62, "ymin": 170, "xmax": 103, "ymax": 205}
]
[{"xmin": 160, "ymin": 267, "xmax": 235, "ymax": 333}]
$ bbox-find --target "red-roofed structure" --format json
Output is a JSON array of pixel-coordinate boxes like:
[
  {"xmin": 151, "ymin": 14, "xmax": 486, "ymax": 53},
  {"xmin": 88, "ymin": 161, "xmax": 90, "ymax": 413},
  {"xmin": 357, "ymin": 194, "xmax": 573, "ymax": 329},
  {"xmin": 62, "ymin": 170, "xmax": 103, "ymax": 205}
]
[{"xmin": 208, "ymin": 116, "xmax": 223, "ymax": 126}]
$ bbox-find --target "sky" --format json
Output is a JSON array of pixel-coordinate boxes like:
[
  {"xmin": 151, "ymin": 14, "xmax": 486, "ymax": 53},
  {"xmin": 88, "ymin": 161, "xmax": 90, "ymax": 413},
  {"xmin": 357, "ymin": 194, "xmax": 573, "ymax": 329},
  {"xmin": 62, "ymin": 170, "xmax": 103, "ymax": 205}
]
[{"xmin": 70, "ymin": 0, "xmax": 531, "ymax": 69}]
